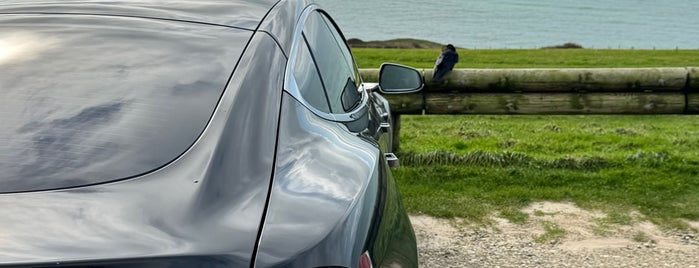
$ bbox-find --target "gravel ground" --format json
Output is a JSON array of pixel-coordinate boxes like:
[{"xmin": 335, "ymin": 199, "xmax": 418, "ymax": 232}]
[{"xmin": 412, "ymin": 202, "xmax": 699, "ymax": 267}]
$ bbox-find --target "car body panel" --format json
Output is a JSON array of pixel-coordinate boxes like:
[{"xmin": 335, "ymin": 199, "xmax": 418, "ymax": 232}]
[
  {"xmin": 0, "ymin": 14, "xmax": 251, "ymax": 193},
  {"xmin": 0, "ymin": 31, "xmax": 285, "ymax": 266},
  {"xmin": 255, "ymin": 93, "xmax": 379, "ymax": 267},
  {"xmin": 254, "ymin": 3, "xmax": 417, "ymax": 267},
  {"xmin": 255, "ymin": 93, "xmax": 417, "ymax": 268},
  {"xmin": 0, "ymin": 0, "xmax": 279, "ymax": 30},
  {"xmin": 366, "ymin": 157, "xmax": 418, "ymax": 267},
  {"xmin": 257, "ymin": 0, "xmax": 309, "ymax": 57}
]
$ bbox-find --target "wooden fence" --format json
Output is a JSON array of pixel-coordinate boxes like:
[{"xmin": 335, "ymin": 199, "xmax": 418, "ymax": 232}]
[{"xmin": 360, "ymin": 67, "xmax": 699, "ymax": 151}]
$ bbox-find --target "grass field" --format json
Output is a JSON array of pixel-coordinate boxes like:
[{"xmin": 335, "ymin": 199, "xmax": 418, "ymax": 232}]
[
  {"xmin": 353, "ymin": 48, "xmax": 699, "ymax": 228},
  {"xmin": 352, "ymin": 48, "xmax": 699, "ymax": 69},
  {"xmin": 394, "ymin": 115, "xmax": 699, "ymax": 228}
]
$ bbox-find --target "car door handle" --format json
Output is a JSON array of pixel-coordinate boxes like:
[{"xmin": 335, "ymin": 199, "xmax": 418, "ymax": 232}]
[{"xmin": 385, "ymin": 153, "xmax": 399, "ymax": 168}]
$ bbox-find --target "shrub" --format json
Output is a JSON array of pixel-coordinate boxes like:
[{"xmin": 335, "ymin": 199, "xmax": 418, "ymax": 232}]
[{"xmin": 542, "ymin": 42, "xmax": 584, "ymax": 49}]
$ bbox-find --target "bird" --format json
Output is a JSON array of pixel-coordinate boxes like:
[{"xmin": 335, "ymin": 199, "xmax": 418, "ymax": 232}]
[{"xmin": 433, "ymin": 44, "xmax": 459, "ymax": 82}]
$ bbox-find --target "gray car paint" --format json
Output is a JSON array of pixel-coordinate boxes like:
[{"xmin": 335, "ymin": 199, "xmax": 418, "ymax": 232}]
[
  {"xmin": 255, "ymin": 92, "xmax": 380, "ymax": 267},
  {"xmin": 0, "ymin": 0, "xmax": 278, "ymax": 30},
  {"xmin": 0, "ymin": 0, "xmax": 417, "ymax": 267},
  {"xmin": 0, "ymin": 14, "xmax": 251, "ymax": 192},
  {"xmin": 254, "ymin": 2, "xmax": 417, "ymax": 267},
  {"xmin": 0, "ymin": 30, "xmax": 284, "ymax": 268}
]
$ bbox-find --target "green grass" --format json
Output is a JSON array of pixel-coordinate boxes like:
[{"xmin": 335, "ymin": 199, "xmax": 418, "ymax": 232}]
[
  {"xmin": 499, "ymin": 207, "xmax": 529, "ymax": 224},
  {"xmin": 392, "ymin": 115, "xmax": 699, "ymax": 228},
  {"xmin": 633, "ymin": 231, "xmax": 653, "ymax": 243},
  {"xmin": 356, "ymin": 48, "xmax": 699, "ymax": 228},
  {"xmin": 534, "ymin": 222, "xmax": 567, "ymax": 244},
  {"xmin": 353, "ymin": 48, "xmax": 699, "ymax": 68}
]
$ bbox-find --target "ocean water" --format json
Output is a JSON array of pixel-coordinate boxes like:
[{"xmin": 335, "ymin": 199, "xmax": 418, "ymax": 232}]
[{"xmin": 316, "ymin": 0, "xmax": 699, "ymax": 49}]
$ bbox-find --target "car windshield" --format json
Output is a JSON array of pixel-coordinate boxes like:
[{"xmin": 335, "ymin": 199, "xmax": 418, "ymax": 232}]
[{"xmin": 0, "ymin": 15, "xmax": 249, "ymax": 192}]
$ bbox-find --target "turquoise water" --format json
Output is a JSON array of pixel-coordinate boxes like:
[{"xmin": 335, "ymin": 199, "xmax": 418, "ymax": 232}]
[{"xmin": 316, "ymin": 0, "xmax": 699, "ymax": 49}]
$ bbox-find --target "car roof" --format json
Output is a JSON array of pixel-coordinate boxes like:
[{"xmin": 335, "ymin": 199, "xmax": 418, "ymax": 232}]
[{"xmin": 0, "ymin": 0, "xmax": 281, "ymax": 30}]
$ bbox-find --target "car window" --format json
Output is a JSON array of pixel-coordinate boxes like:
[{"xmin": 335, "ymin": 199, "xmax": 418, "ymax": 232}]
[
  {"xmin": 293, "ymin": 37, "xmax": 331, "ymax": 113},
  {"xmin": 303, "ymin": 12, "xmax": 361, "ymax": 113},
  {"xmin": 319, "ymin": 14, "xmax": 361, "ymax": 85}
]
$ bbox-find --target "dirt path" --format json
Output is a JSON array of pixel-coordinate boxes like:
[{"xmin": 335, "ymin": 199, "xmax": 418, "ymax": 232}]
[{"xmin": 412, "ymin": 202, "xmax": 699, "ymax": 267}]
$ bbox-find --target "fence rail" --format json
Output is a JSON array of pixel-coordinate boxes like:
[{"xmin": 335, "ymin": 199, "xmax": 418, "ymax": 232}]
[
  {"xmin": 361, "ymin": 67, "xmax": 699, "ymax": 115},
  {"xmin": 359, "ymin": 67, "xmax": 699, "ymax": 151}
]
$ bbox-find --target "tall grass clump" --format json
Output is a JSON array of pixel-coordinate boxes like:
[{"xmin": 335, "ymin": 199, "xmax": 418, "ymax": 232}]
[{"xmin": 400, "ymin": 151, "xmax": 614, "ymax": 171}]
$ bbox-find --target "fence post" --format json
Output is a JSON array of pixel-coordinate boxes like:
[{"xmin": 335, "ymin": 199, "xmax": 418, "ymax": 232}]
[{"xmin": 391, "ymin": 113, "xmax": 402, "ymax": 153}]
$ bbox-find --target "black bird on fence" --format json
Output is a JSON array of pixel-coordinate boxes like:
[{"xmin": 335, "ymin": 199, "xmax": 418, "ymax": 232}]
[{"xmin": 433, "ymin": 44, "xmax": 459, "ymax": 81}]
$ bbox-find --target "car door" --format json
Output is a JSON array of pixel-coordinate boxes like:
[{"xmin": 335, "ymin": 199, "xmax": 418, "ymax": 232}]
[
  {"xmin": 299, "ymin": 10, "xmax": 395, "ymax": 153},
  {"xmin": 254, "ymin": 6, "xmax": 416, "ymax": 268}
]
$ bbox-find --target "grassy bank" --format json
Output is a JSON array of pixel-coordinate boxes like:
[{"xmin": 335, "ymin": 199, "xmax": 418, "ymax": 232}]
[
  {"xmin": 353, "ymin": 49, "xmax": 699, "ymax": 228},
  {"xmin": 353, "ymin": 48, "xmax": 699, "ymax": 68}
]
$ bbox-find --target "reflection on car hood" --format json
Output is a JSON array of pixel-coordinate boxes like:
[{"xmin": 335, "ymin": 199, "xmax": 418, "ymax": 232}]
[
  {"xmin": 0, "ymin": 163, "xmax": 259, "ymax": 266},
  {"xmin": 0, "ymin": 0, "xmax": 279, "ymax": 30},
  {"xmin": 0, "ymin": 25, "xmax": 285, "ymax": 266},
  {"xmin": 0, "ymin": 15, "xmax": 251, "ymax": 192}
]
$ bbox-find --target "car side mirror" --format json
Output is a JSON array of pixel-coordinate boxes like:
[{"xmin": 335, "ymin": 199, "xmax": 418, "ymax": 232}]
[{"xmin": 378, "ymin": 63, "xmax": 423, "ymax": 94}]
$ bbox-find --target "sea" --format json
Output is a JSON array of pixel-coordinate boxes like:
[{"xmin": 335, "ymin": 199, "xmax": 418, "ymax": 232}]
[{"xmin": 316, "ymin": 0, "xmax": 699, "ymax": 49}]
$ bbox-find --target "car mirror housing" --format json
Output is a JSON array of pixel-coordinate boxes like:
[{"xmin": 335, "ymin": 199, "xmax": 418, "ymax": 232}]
[{"xmin": 377, "ymin": 63, "xmax": 423, "ymax": 94}]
